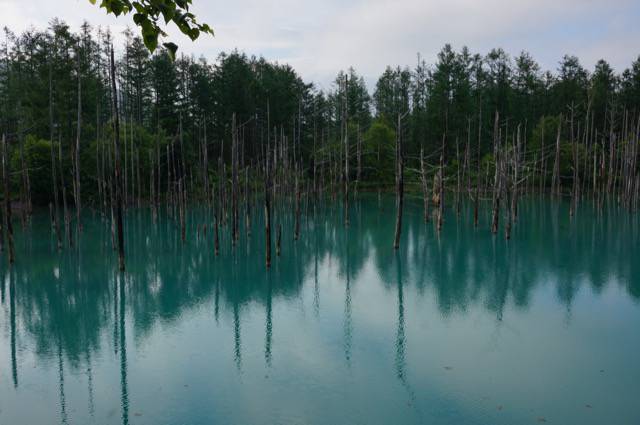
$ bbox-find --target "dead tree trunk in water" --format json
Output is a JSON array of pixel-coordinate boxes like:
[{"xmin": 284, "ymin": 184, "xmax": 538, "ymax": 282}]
[
  {"xmin": 231, "ymin": 114, "xmax": 239, "ymax": 245},
  {"xmin": 276, "ymin": 223, "xmax": 282, "ymax": 257},
  {"xmin": 18, "ymin": 119, "xmax": 31, "ymax": 224},
  {"xmin": 294, "ymin": 170, "xmax": 301, "ymax": 241},
  {"xmin": 245, "ymin": 166, "xmax": 251, "ymax": 237},
  {"xmin": 491, "ymin": 111, "xmax": 501, "ymax": 234},
  {"xmin": 213, "ymin": 186, "xmax": 220, "ymax": 256},
  {"xmin": 178, "ymin": 179, "xmax": 186, "ymax": 243},
  {"xmin": 393, "ymin": 113, "xmax": 404, "ymax": 249},
  {"xmin": 474, "ymin": 108, "xmax": 481, "ymax": 227},
  {"xmin": 455, "ymin": 136, "xmax": 461, "ymax": 216},
  {"xmin": 570, "ymin": 105, "xmax": 580, "ymax": 217},
  {"xmin": 58, "ymin": 133, "xmax": 73, "ymax": 248},
  {"xmin": 49, "ymin": 60, "xmax": 62, "ymax": 250},
  {"xmin": 505, "ymin": 150, "xmax": 513, "ymax": 240},
  {"xmin": 420, "ymin": 148, "xmax": 429, "ymax": 223},
  {"xmin": 264, "ymin": 116, "xmax": 272, "ymax": 269},
  {"xmin": 343, "ymin": 75, "xmax": 350, "ymax": 227},
  {"xmin": 551, "ymin": 115, "xmax": 562, "ymax": 196},
  {"xmin": 74, "ymin": 50, "xmax": 82, "ymax": 232},
  {"xmin": 203, "ymin": 117, "xmax": 210, "ymax": 204},
  {"xmin": 513, "ymin": 124, "xmax": 521, "ymax": 221},
  {"xmin": 356, "ymin": 123, "xmax": 362, "ymax": 196},
  {"xmin": 437, "ymin": 134, "xmax": 445, "ymax": 232},
  {"xmin": 110, "ymin": 47, "xmax": 125, "ymax": 272},
  {"xmin": 2, "ymin": 134, "xmax": 15, "ymax": 264}
]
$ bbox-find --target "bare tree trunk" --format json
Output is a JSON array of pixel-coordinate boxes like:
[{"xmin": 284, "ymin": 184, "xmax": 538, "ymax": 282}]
[
  {"xmin": 420, "ymin": 148, "xmax": 429, "ymax": 223},
  {"xmin": 455, "ymin": 136, "xmax": 461, "ymax": 216},
  {"xmin": 513, "ymin": 124, "xmax": 521, "ymax": 221},
  {"xmin": 540, "ymin": 119, "xmax": 546, "ymax": 194},
  {"xmin": 570, "ymin": 105, "xmax": 578, "ymax": 216},
  {"xmin": 179, "ymin": 179, "xmax": 185, "ymax": 243},
  {"xmin": 474, "ymin": 108, "xmax": 481, "ymax": 227},
  {"xmin": 343, "ymin": 75, "xmax": 350, "ymax": 227},
  {"xmin": 2, "ymin": 134, "xmax": 15, "ymax": 264},
  {"xmin": 491, "ymin": 111, "xmax": 501, "ymax": 234},
  {"xmin": 264, "ymin": 108, "xmax": 272, "ymax": 269},
  {"xmin": 437, "ymin": 134, "xmax": 445, "ymax": 232},
  {"xmin": 294, "ymin": 170, "xmax": 301, "ymax": 240},
  {"xmin": 17, "ymin": 118, "xmax": 30, "ymax": 225},
  {"xmin": 552, "ymin": 115, "xmax": 562, "ymax": 196},
  {"xmin": 59, "ymin": 132, "xmax": 73, "ymax": 248},
  {"xmin": 214, "ymin": 196, "xmax": 220, "ymax": 256},
  {"xmin": 49, "ymin": 60, "xmax": 62, "ymax": 250},
  {"xmin": 356, "ymin": 123, "xmax": 362, "ymax": 196},
  {"xmin": 231, "ymin": 114, "xmax": 239, "ymax": 245},
  {"xmin": 276, "ymin": 223, "xmax": 282, "ymax": 257},
  {"xmin": 203, "ymin": 116, "xmax": 209, "ymax": 204},
  {"xmin": 75, "ymin": 50, "xmax": 82, "ymax": 232},
  {"xmin": 393, "ymin": 113, "xmax": 404, "ymax": 249},
  {"xmin": 505, "ymin": 150, "xmax": 512, "ymax": 241},
  {"xmin": 245, "ymin": 166, "xmax": 251, "ymax": 237},
  {"xmin": 110, "ymin": 47, "xmax": 125, "ymax": 272},
  {"xmin": 137, "ymin": 149, "xmax": 141, "ymax": 208}
]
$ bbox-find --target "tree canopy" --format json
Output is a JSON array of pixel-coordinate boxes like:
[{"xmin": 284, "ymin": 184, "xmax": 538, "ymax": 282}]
[{"xmin": 1, "ymin": 20, "xmax": 640, "ymax": 204}]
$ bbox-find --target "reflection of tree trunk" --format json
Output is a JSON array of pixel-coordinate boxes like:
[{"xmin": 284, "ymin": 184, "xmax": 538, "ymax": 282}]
[
  {"xmin": 86, "ymin": 350, "xmax": 95, "ymax": 417},
  {"xmin": 113, "ymin": 269, "xmax": 119, "ymax": 354},
  {"xmin": 313, "ymin": 239, "xmax": 319, "ymax": 316},
  {"xmin": 214, "ymin": 277, "xmax": 220, "ymax": 323},
  {"xmin": 233, "ymin": 302, "xmax": 242, "ymax": 371},
  {"xmin": 265, "ymin": 275, "xmax": 272, "ymax": 367},
  {"xmin": 343, "ymin": 239, "xmax": 352, "ymax": 366},
  {"xmin": 58, "ymin": 338, "xmax": 68, "ymax": 425},
  {"xmin": 1, "ymin": 269, "xmax": 5, "ymax": 302},
  {"xmin": 119, "ymin": 274, "xmax": 129, "ymax": 425},
  {"xmin": 395, "ymin": 254, "xmax": 405, "ymax": 381},
  {"xmin": 9, "ymin": 272, "xmax": 18, "ymax": 388}
]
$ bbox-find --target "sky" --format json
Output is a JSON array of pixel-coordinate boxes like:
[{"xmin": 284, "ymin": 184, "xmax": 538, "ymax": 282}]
[{"xmin": 1, "ymin": 0, "xmax": 639, "ymax": 90}]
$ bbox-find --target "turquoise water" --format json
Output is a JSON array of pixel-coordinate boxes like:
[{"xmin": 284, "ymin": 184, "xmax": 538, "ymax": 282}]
[{"xmin": 0, "ymin": 197, "xmax": 639, "ymax": 425}]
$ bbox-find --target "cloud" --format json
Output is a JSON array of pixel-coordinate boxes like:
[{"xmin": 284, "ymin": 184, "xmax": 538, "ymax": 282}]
[{"xmin": 0, "ymin": 0, "xmax": 638, "ymax": 89}]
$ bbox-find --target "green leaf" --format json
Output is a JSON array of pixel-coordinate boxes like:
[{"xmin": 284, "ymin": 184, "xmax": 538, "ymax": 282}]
[
  {"xmin": 89, "ymin": 0, "xmax": 214, "ymax": 54},
  {"xmin": 133, "ymin": 13, "xmax": 146, "ymax": 25},
  {"xmin": 188, "ymin": 28, "xmax": 199, "ymax": 41},
  {"xmin": 143, "ymin": 34, "xmax": 158, "ymax": 52},
  {"xmin": 163, "ymin": 42, "xmax": 178, "ymax": 61},
  {"xmin": 141, "ymin": 21, "xmax": 158, "ymax": 52}
]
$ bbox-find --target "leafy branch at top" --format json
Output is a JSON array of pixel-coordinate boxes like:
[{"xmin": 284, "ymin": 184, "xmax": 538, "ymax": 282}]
[{"xmin": 89, "ymin": 0, "xmax": 214, "ymax": 59}]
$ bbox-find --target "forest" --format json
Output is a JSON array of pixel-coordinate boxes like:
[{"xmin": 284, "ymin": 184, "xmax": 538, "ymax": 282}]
[
  {"xmin": 2, "ymin": 0, "xmax": 640, "ymax": 422},
  {"xmin": 0, "ymin": 20, "xmax": 639, "ymax": 267}
]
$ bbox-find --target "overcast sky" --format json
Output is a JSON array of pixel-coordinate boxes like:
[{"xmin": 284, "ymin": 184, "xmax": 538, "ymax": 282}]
[{"xmin": 1, "ymin": 0, "xmax": 639, "ymax": 90}]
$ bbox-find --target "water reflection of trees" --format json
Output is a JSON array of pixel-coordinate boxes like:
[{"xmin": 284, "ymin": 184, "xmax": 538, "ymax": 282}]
[{"xmin": 1, "ymin": 196, "xmax": 637, "ymax": 377}]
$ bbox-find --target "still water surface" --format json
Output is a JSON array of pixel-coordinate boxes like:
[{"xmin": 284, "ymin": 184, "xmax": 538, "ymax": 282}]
[{"xmin": 0, "ymin": 197, "xmax": 638, "ymax": 425}]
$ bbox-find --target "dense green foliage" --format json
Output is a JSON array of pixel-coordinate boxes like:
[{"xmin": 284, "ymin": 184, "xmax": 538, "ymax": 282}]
[{"xmin": 1, "ymin": 21, "xmax": 639, "ymax": 205}]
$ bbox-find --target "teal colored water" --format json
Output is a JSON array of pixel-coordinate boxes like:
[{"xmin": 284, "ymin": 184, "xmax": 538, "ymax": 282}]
[{"xmin": 0, "ymin": 196, "xmax": 639, "ymax": 425}]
